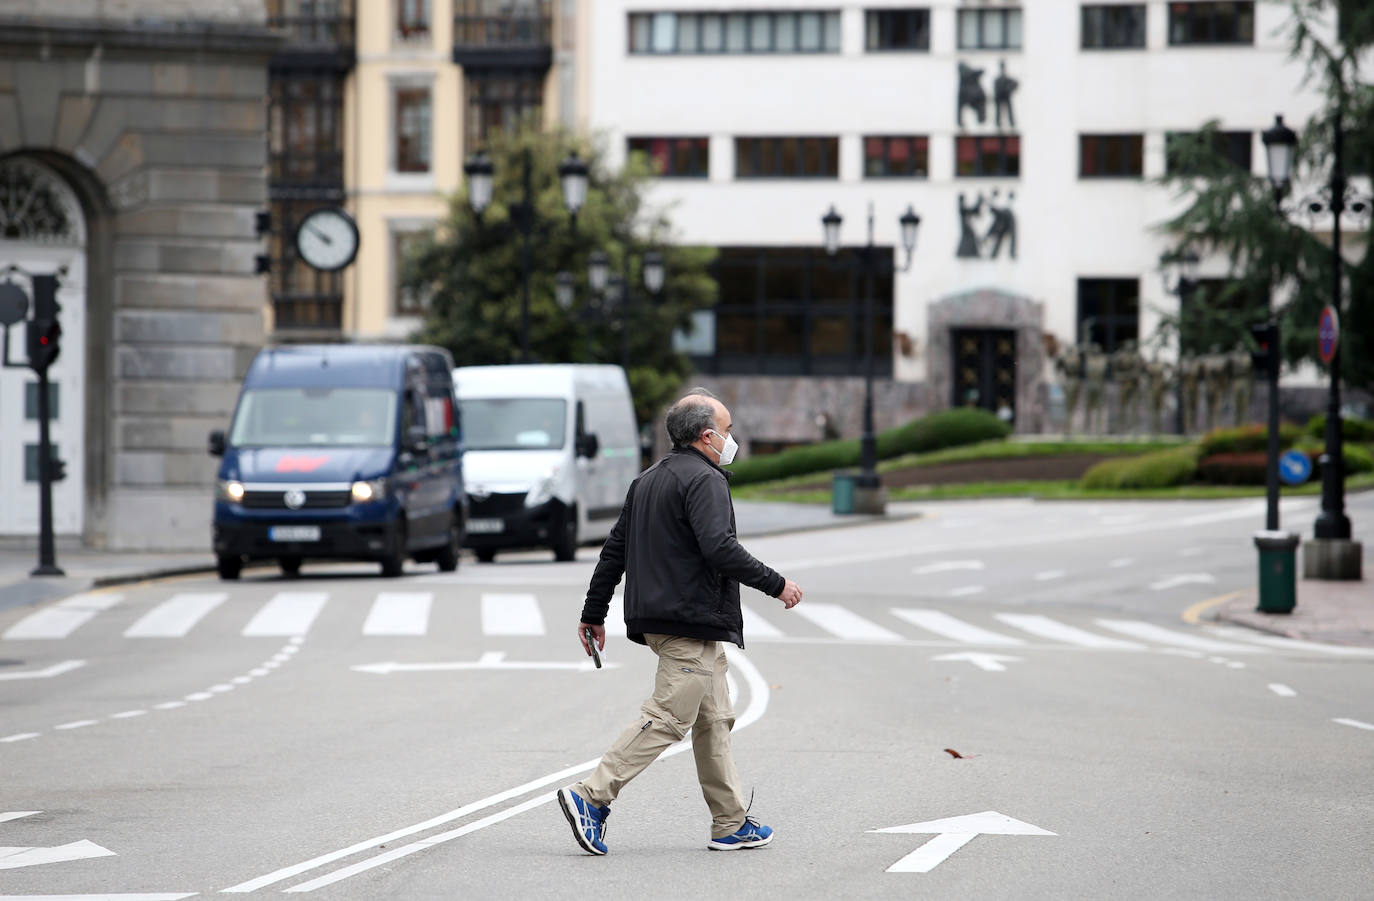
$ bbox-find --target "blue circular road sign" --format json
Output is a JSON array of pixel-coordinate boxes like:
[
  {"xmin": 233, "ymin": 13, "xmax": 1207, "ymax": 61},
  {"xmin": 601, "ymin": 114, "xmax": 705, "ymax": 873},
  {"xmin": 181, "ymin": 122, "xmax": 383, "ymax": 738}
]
[{"xmin": 1279, "ymin": 449, "xmax": 1313, "ymax": 485}]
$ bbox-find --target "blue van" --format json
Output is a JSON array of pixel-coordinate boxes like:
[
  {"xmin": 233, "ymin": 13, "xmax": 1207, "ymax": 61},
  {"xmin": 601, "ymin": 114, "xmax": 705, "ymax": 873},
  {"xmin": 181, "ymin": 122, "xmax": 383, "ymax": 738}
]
[{"xmin": 208, "ymin": 345, "xmax": 466, "ymax": 579}]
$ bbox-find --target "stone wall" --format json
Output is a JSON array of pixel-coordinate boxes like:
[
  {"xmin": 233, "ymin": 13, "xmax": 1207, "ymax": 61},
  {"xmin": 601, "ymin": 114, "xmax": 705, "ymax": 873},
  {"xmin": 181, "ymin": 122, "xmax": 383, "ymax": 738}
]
[{"xmin": 0, "ymin": 13, "xmax": 277, "ymax": 549}]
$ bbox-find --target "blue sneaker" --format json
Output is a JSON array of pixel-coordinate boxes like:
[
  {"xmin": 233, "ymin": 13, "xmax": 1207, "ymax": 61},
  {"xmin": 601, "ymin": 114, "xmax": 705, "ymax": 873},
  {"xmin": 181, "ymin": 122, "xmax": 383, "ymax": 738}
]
[
  {"xmin": 708, "ymin": 816, "xmax": 774, "ymax": 850},
  {"xmin": 558, "ymin": 787, "xmax": 609, "ymax": 855}
]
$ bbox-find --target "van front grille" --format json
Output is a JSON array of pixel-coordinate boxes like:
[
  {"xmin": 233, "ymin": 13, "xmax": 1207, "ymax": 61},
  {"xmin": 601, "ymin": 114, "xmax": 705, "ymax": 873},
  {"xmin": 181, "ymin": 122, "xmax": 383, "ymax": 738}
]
[
  {"xmin": 468, "ymin": 492, "xmax": 527, "ymax": 516},
  {"xmin": 242, "ymin": 489, "xmax": 352, "ymax": 510}
]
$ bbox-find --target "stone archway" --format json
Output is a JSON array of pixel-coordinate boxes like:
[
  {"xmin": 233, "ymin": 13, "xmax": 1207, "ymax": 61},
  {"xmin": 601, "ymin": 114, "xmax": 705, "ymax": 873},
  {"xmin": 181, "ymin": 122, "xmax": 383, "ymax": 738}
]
[
  {"xmin": 0, "ymin": 156, "xmax": 89, "ymax": 537},
  {"xmin": 928, "ymin": 289, "xmax": 1045, "ymax": 432}
]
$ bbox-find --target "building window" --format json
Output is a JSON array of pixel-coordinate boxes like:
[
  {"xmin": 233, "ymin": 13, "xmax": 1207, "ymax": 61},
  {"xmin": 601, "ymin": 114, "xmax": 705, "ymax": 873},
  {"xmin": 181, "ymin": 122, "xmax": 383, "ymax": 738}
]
[
  {"xmin": 955, "ymin": 135, "xmax": 1020, "ymax": 177},
  {"xmin": 1076, "ymin": 278, "xmax": 1139, "ymax": 353},
  {"xmin": 628, "ymin": 137, "xmax": 710, "ymax": 178},
  {"xmin": 1082, "ymin": 4, "xmax": 1146, "ymax": 48},
  {"xmin": 392, "ymin": 228, "xmax": 433, "ymax": 317},
  {"xmin": 465, "ymin": 71, "xmax": 543, "ymax": 156},
  {"xmin": 1168, "ymin": 2, "xmax": 1254, "ymax": 45},
  {"xmin": 629, "ymin": 10, "xmax": 841, "ymax": 54},
  {"xmin": 24, "ymin": 381, "xmax": 59, "ymax": 421},
  {"xmin": 1166, "ymin": 130, "xmax": 1253, "ymax": 174},
  {"xmin": 1080, "ymin": 134, "xmax": 1144, "ymax": 177},
  {"xmin": 396, "ymin": 0, "xmax": 431, "ymax": 42},
  {"xmin": 957, "ymin": 7, "xmax": 1022, "ymax": 50},
  {"xmin": 696, "ymin": 247, "xmax": 893, "ymax": 376},
  {"xmin": 864, "ymin": 136, "xmax": 929, "ymax": 177},
  {"xmin": 453, "ymin": 0, "xmax": 553, "ymax": 48},
  {"xmin": 394, "ymin": 86, "xmax": 432, "ymax": 173},
  {"xmin": 270, "ymin": 74, "xmax": 344, "ymax": 187},
  {"xmin": 865, "ymin": 8, "xmax": 930, "ymax": 51},
  {"xmin": 736, "ymin": 137, "xmax": 839, "ymax": 178}
]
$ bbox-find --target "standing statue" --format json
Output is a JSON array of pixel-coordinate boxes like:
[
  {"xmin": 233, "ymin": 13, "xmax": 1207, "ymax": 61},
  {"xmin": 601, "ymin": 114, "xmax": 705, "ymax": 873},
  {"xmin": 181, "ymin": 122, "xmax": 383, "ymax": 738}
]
[
  {"xmin": 956, "ymin": 192, "xmax": 984, "ymax": 258},
  {"xmin": 1228, "ymin": 343, "xmax": 1254, "ymax": 425},
  {"xmin": 984, "ymin": 189, "xmax": 1017, "ymax": 260},
  {"xmin": 1144, "ymin": 356, "xmax": 1174, "ymax": 436},
  {"xmin": 957, "ymin": 62, "xmax": 987, "ymax": 128},
  {"xmin": 1179, "ymin": 355, "xmax": 1202, "ymax": 435},
  {"xmin": 1055, "ymin": 343, "xmax": 1084, "ymax": 434},
  {"xmin": 1111, "ymin": 340, "xmax": 1143, "ymax": 434},
  {"xmin": 993, "ymin": 59, "xmax": 1019, "ymax": 130},
  {"xmin": 1202, "ymin": 346, "xmax": 1230, "ymax": 433},
  {"xmin": 1083, "ymin": 343, "xmax": 1109, "ymax": 434}
]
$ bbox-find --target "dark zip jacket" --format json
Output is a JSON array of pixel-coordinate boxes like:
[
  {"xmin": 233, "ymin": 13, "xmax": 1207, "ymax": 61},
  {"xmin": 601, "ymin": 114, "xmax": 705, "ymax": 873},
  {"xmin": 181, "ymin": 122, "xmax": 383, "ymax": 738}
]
[{"xmin": 579, "ymin": 446, "xmax": 786, "ymax": 649}]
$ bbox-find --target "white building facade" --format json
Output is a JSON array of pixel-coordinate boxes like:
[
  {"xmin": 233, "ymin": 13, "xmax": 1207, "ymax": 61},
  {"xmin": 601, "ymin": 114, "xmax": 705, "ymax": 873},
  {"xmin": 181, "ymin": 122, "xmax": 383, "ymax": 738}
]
[{"xmin": 581, "ymin": 0, "xmax": 1330, "ymax": 448}]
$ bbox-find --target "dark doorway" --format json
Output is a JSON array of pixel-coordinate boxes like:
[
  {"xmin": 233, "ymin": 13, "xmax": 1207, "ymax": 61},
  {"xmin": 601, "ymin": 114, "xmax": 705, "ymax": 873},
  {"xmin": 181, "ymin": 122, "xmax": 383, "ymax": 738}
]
[{"xmin": 951, "ymin": 328, "xmax": 1016, "ymax": 423}]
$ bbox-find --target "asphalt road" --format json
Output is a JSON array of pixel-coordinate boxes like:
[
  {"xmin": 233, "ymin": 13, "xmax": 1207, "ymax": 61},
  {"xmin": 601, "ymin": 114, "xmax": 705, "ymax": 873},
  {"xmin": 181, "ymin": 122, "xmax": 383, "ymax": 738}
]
[{"xmin": 3, "ymin": 494, "xmax": 1372, "ymax": 900}]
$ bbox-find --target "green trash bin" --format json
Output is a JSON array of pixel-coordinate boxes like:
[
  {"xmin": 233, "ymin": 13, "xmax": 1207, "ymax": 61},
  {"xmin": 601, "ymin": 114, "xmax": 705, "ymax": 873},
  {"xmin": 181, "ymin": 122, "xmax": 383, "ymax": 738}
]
[
  {"xmin": 832, "ymin": 471, "xmax": 856, "ymax": 515},
  {"xmin": 1253, "ymin": 530, "xmax": 1299, "ymax": 614}
]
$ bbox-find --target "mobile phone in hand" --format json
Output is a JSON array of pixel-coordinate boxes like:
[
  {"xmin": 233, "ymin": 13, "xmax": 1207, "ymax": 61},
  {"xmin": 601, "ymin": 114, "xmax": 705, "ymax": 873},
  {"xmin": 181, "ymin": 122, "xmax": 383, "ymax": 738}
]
[{"xmin": 584, "ymin": 627, "xmax": 602, "ymax": 669}]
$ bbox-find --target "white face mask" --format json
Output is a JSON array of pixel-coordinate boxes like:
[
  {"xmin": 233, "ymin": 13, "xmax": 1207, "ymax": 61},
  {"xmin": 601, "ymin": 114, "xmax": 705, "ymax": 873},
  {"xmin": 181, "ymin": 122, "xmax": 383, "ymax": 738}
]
[{"xmin": 708, "ymin": 429, "xmax": 738, "ymax": 466}]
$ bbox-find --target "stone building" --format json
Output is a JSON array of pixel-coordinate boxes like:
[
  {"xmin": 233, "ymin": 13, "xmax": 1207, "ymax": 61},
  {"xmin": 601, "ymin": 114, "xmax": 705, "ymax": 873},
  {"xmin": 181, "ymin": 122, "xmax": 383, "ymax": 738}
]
[{"xmin": 0, "ymin": 1, "xmax": 279, "ymax": 549}]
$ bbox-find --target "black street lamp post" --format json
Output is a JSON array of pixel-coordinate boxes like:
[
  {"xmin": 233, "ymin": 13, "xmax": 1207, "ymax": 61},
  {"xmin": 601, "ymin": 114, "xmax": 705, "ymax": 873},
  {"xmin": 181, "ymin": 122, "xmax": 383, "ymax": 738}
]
[
  {"xmin": 821, "ymin": 202, "xmax": 920, "ymax": 502},
  {"xmin": 464, "ymin": 147, "xmax": 589, "ymax": 363},
  {"xmin": 557, "ymin": 250, "xmax": 665, "ymax": 369},
  {"xmin": 1161, "ymin": 249, "xmax": 1199, "ymax": 436}
]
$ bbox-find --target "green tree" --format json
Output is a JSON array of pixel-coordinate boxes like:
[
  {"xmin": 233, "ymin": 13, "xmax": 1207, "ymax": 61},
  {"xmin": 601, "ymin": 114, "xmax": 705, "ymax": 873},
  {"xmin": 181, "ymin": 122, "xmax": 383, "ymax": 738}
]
[
  {"xmin": 404, "ymin": 127, "xmax": 717, "ymax": 426},
  {"xmin": 1156, "ymin": 1, "xmax": 1373, "ymax": 393}
]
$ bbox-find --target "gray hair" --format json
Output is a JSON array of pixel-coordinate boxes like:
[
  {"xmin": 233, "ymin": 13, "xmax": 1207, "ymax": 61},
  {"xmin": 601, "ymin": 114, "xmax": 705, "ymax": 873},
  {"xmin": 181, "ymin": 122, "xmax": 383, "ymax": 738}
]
[{"xmin": 665, "ymin": 387, "xmax": 719, "ymax": 449}]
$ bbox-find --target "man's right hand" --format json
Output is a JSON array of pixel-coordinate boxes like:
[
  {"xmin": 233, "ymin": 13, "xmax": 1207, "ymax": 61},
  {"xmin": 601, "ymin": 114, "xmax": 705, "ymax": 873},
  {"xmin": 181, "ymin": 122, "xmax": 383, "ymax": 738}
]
[
  {"xmin": 778, "ymin": 579, "xmax": 802, "ymax": 609},
  {"xmin": 578, "ymin": 622, "xmax": 606, "ymax": 656}
]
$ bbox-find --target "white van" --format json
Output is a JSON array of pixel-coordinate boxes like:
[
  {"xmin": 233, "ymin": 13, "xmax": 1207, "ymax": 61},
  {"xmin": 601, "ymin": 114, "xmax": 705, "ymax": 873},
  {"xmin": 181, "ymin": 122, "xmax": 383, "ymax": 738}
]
[{"xmin": 453, "ymin": 364, "xmax": 639, "ymax": 562}]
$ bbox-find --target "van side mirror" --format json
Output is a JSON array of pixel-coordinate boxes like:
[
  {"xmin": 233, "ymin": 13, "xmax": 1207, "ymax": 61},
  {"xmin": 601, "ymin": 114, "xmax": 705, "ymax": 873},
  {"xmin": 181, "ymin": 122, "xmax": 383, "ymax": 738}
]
[
  {"xmin": 208, "ymin": 430, "xmax": 226, "ymax": 457},
  {"xmin": 576, "ymin": 432, "xmax": 600, "ymax": 459},
  {"xmin": 407, "ymin": 424, "xmax": 429, "ymax": 455}
]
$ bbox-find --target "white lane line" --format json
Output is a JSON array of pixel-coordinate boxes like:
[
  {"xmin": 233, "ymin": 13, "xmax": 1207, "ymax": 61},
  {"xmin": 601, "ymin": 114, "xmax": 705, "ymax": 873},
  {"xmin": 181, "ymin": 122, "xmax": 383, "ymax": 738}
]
[
  {"xmin": 1109, "ymin": 557, "xmax": 1134, "ymax": 568},
  {"xmin": 0, "ymin": 895, "xmax": 200, "ymax": 900},
  {"xmin": 3, "ymin": 593, "xmax": 124, "ymax": 640},
  {"xmin": 994, "ymin": 614, "xmax": 1144, "ymax": 649},
  {"xmin": 109, "ymin": 710, "xmax": 148, "ymax": 719},
  {"xmin": 0, "ymin": 660, "xmax": 86, "ymax": 681},
  {"xmin": 891, "ymin": 609, "xmax": 1025, "ymax": 646},
  {"xmin": 124, "ymin": 592, "xmax": 227, "ymax": 638},
  {"xmin": 949, "ymin": 586, "xmax": 985, "ymax": 598},
  {"xmin": 913, "ymin": 560, "xmax": 985, "ymax": 575},
  {"xmin": 362, "ymin": 592, "xmax": 433, "ymax": 636},
  {"xmin": 54, "ymin": 720, "xmax": 99, "ymax": 731},
  {"xmin": 792, "ymin": 603, "xmax": 901, "ymax": 641},
  {"xmin": 1096, "ymin": 620, "xmax": 1266, "ymax": 653},
  {"xmin": 0, "ymin": 733, "xmax": 40, "ymax": 743},
  {"xmin": 0, "ymin": 812, "xmax": 39, "ymax": 824},
  {"xmin": 242, "ymin": 592, "xmax": 328, "ymax": 637},
  {"xmin": 1334, "ymin": 718, "xmax": 1374, "ymax": 731},
  {"xmin": 480, "ymin": 593, "xmax": 545, "ymax": 636},
  {"xmin": 228, "ymin": 648, "xmax": 770, "ymax": 894},
  {"xmin": 1268, "ymin": 684, "xmax": 1297, "ymax": 697},
  {"xmin": 740, "ymin": 603, "xmax": 784, "ymax": 639},
  {"xmin": 1033, "ymin": 570, "xmax": 1065, "ymax": 582},
  {"xmin": 1207, "ymin": 627, "xmax": 1374, "ymax": 657},
  {"xmin": 1149, "ymin": 573, "xmax": 1217, "ymax": 591}
]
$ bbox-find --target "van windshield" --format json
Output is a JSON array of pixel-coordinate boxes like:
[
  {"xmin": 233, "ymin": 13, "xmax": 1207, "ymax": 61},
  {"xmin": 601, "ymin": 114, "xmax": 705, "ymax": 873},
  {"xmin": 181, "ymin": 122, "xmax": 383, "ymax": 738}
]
[
  {"xmin": 229, "ymin": 388, "xmax": 397, "ymax": 448},
  {"xmin": 459, "ymin": 398, "xmax": 567, "ymax": 450}
]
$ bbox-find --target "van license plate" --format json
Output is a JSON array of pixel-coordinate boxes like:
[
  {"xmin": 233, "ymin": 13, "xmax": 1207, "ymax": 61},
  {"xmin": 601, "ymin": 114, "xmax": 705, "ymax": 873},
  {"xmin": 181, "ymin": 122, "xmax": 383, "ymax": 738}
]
[
  {"xmin": 467, "ymin": 518, "xmax": 504, "ymax": 534},
  {"xmin": 270, "ymin": 526, "xmax": 321, "ymax": 542}
]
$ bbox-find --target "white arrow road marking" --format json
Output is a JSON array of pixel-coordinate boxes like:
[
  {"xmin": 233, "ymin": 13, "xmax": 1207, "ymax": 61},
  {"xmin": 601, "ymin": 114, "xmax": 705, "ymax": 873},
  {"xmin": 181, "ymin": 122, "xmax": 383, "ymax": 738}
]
[
  {"xmin": 1149, "ymin": 573, "xmax": 1217, "ymax": 591},
  {"xmin": 0, "ymin": 660, "xmax": 85, "ymax": 681},
  {"xmin": 931, "ymin": 652, "xmax": 1022, "ymax": 672},
  {"xmin": 0, "ymin": 839, "xmax": 116, "ymax": 870},
  {"xmin": 913, "ymin": 560, "xmax": 985, "ymax": 575},
  {"xmin": 350, "ymin": 652, "xmax": 616, "ymax": 675},
  {"xmin": 869, "ymin": 811, "xmax": 1056, "ymax": 873}
]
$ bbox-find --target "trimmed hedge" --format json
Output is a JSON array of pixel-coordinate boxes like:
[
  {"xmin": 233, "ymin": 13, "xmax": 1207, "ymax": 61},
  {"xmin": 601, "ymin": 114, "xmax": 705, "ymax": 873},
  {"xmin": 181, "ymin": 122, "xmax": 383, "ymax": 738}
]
[
  {"xmin": 1199, "ymin": 423, "xmax": 1300, "ymax": 456},
  {"xmin": 1305, "ymin": 414, "xmax": 1374, "ymax": 443},
  {"xmin": 1195, "ymin": 444, "xmax": 1373, "ymax": 485},
  {"xmin": 1080, "ymin": 446, "xmax": 1201, "ymax": 490},
  {"xmin": 728, "ymin": 408, "xmax": 1011, "ymax": 487}
]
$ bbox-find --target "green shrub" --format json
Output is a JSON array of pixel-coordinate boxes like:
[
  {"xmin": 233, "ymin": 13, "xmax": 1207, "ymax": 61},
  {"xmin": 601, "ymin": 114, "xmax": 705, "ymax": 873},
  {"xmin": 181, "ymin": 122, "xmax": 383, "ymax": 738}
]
[
  {"xmin": 1305, "ymin": 414, "xmax": 1374, "ymax": 443},
  {"xmin": 728, "ymin": 407, "xmax": 1010, "ymax": 487},
  {"xmin": 1195, "ymin": 451, "xmax": 1281, "ymax": 485},
  {"xmin": 1199, "ymin": 423, "xmax": 1299, "ymax": 456},
  {"xmin": 1080, "ymin": 446, "xmax": 1200, "ymax": 490},
  {"xmin": 1314, "ymin": 442, "xmax": 1374, "ymax": 477}
]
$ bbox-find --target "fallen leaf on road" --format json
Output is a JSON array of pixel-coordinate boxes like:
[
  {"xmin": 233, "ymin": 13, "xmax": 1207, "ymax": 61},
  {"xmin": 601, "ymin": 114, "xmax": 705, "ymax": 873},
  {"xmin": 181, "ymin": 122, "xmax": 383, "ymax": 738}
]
[{"xmin": 943, "ymin": 748, "xmax": 978, "ymax": 759}]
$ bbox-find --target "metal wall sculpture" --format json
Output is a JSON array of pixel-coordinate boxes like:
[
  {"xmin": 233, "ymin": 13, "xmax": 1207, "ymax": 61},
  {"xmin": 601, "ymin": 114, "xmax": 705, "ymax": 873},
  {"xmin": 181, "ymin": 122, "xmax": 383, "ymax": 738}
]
[{"xmin": 955, "ymin": 190, "xmax": 1017, "ymax": 260}]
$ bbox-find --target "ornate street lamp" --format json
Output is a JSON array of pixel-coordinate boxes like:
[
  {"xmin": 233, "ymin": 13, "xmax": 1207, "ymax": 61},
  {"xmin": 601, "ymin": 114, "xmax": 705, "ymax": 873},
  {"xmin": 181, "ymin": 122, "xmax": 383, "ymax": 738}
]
[{"xmin": 1160, "ymin": 248, "xmax": 1200, "ymax": 436}]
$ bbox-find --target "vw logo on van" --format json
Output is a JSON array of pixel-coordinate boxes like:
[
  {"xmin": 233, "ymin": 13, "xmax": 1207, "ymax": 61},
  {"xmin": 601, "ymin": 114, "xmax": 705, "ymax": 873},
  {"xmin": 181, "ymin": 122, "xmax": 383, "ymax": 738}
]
[{"xmin": 282, "ymin": 489, "xmax": 307, "ymax": 510}]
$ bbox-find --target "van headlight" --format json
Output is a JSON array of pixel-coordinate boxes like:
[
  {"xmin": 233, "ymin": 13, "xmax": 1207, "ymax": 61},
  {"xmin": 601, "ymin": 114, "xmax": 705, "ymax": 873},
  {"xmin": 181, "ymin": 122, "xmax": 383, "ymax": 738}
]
[
  {"xmin": 524, "ymin": 465, "xmax": 563, "ymax": 508},
  {"xmin": 217, "ymin": 480, "xmax": 245, "ymax": 503},
  {"xmin": 351, "ymin": 478, "xmax": 387, "ymax": 503}
]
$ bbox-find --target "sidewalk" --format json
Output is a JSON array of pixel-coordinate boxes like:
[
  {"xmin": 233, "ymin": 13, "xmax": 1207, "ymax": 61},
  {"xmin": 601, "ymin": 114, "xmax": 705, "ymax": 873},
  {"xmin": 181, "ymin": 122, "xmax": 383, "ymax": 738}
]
[{"xmin": 1214, "ymin": 578, "xmax": 1374, "ymax": 649}]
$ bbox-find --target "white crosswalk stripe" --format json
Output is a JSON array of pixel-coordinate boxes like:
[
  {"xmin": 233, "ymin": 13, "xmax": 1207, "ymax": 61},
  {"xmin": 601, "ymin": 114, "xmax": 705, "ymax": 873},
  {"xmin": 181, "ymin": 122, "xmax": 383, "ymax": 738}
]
[
  {"xmin": 892, "ymin": 609, "xmax": 1025, "ymax": 646},
  {"xmin": 3, "ymin": 593, "xmax": 123, "ymax": 639},
  {"xmin": 481, "ymin": 593, "xmax": 545, "ymax": 636},
  {"xmin": 242, "ymin": 592, "xmax": 328, "ymax": 637},
  {"xmin": 125, "ymin": 592, "xmax": 227, "ymax": 638},
  {"xmin": 793, "ymin": 603, "xmax": 901, "ymax": 641},
  {"xmin": 363, "ymin": 592, "xmax": 433, "ymax": 636},
  {"xmin": 994, "ymin": 613, "xmax": 1144, "ymax": 649},
  {"xmin": 1205, "ymin": 626, "xmax": 1374, "ymax": 657},
  {"xmin": 1095, "ymin": 619, "xmax": 1267, "ymax": 653},
  {"xmin": 741, "ymin": 603, "xmax": 784, "ymax": 639}
]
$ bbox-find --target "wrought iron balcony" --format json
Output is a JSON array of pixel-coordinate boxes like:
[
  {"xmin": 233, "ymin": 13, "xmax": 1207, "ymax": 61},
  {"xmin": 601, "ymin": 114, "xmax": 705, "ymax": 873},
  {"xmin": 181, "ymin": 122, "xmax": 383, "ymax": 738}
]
[
  {"xmin": 453, "ymin": 0, "xmax": 553, "ymax": 68},
  {"xmin": 266, "ymin": 0, "xmax": 356, "ymax": 69}
]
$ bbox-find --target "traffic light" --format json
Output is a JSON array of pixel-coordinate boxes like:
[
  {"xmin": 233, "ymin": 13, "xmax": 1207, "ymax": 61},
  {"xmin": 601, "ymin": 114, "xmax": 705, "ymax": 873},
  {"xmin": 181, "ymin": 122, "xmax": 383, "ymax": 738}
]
[
  {"xmin": 50, "ymin": 456, "xmax": 67, "ymax": 483},
  {"xmin": 1249, "ymin": 321, "xmax": 1279, "ymax": 380},
  {"xmin": 25, "ymin": 274, "xmax": 61, "ymax": 374}
]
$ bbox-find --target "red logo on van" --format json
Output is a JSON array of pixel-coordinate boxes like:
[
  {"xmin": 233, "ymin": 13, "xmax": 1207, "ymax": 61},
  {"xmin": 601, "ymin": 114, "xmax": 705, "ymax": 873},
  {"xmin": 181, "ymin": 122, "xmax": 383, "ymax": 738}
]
[{"xmin": 275, "ymin": 456, "xmax": 330, "ymax": 473}]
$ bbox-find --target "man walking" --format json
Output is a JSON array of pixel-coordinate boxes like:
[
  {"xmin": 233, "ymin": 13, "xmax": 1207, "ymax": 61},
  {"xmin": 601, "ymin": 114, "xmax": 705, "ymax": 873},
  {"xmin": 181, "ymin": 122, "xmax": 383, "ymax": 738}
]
[{"xmin": 558, "ymin": 389, "xmax": 803, "ymax": 855}]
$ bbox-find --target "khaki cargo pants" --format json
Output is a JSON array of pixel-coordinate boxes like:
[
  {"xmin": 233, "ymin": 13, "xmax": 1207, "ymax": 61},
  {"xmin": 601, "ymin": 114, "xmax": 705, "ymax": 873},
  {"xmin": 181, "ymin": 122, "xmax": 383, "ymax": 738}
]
[{"xmin": 573, "ymin": 634, "xmax": 747, "ymax": 839}]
